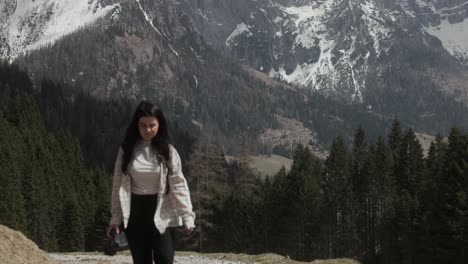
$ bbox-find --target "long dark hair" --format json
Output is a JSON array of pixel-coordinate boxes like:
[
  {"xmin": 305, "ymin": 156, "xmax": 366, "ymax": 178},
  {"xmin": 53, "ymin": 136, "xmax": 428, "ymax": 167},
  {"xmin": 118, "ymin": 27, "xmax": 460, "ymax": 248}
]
[{"xmin": 121, "ymin": 100, "xmax": 171, "ymax": 175}]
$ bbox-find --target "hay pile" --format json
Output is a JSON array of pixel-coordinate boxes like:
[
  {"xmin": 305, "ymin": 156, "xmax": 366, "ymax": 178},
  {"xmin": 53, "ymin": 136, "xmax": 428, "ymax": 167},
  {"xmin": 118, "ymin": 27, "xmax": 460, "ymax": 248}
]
[{"xmin": 0, "ymin": 225, "xmax": 58, "ymax": 264}]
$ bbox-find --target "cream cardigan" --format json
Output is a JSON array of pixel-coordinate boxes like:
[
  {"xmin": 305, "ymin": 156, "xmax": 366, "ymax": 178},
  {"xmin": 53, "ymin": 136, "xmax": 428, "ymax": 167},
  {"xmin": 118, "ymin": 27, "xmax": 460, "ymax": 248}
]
[{"xmin": 109, "ymin": 144, "xmax": 195, "ymax": 234}]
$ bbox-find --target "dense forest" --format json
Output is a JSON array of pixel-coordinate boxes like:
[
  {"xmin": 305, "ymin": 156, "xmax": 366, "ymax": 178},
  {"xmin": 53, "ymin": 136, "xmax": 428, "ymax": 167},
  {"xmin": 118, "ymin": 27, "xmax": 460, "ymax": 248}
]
[
  {"xmin": 185, "ymin": 120, "xmax": 468, "ymax": 264},
  {"xmin": 1, "ymin": 62, "xmax": 467, "ymax": 264}
]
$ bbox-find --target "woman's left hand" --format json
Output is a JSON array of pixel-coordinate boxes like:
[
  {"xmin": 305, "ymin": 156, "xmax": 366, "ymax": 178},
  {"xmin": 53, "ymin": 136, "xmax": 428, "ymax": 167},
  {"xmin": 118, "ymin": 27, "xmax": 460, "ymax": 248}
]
[{"xmin": 182, "ymin": 226, "xmax": 193, "ymax": 235}]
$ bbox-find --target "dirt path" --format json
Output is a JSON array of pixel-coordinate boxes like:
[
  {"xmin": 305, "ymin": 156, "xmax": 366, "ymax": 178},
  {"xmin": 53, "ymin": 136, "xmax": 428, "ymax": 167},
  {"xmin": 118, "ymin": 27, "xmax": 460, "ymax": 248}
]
[{"xmin": 49, "ymin": 253, "xmax": 259, "ymax": 264}]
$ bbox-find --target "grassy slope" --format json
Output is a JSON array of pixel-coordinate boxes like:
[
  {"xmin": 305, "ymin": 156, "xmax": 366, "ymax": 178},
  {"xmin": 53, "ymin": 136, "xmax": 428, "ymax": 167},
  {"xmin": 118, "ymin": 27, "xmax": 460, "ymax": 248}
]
[{"xmin": 225, "ymin": 154, "xmax": 293, "ymax": 177}]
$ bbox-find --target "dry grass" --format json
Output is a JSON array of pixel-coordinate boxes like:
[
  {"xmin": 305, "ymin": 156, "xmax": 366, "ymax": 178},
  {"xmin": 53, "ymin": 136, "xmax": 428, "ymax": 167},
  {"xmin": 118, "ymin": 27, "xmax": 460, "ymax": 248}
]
[
  {"xmin": 177, "ymin": 251, "xmax": 359, "ymax": 264},
  {"xmin": 0, "ymin": 225, "xmax": 59, "ymax": 264},
  {"xmin": 226, "ymin": 154, "xmax": 293, "ymax": 177}
]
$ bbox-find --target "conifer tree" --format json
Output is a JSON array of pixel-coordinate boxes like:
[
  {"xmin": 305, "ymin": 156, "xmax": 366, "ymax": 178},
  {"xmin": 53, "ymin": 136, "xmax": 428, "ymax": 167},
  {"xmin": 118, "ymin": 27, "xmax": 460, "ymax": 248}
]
[
  {"xmin": 373, "ymin": 136, "xmax": 396, "ymax": 264},
  {"xmin": 435, "ymin": 128, "xmax": 468, "ymax": 263},
  {"xmin": 266, "ymin": 166, "xmax": 289, "ymax": 254},
  {"xmin": 187, "ymin": 134, "xmax": 228, "ymax": 252},
  {"xmin": 60, "ymin": 197, "xmax": 85, "ymax": 251},
  {"xmin": 388, "ymin": 118, "xmax": 402, "ymax": 164},
  {"xmin": 392, "ymin": 129, "xmax": 426, "ymax": 263},
  {"xmin": 284, "ymin": 144, "xmax": 322, "ymax": 259},
  {"xmin": 321, "ymin": 136, "xmax": 355, "ymax": 258},
  {"xmin": 350, "ymin": 127, "xmax": 369, "ymax": 260},
  {"xmin": 6, "ymin": 94, "xmax": 57, "ymax": 250},
  {"xmin": 87, "ymin": 168, "xmax": 112, "ymax": 251},
  {"xmin": 0, "ymin": 110, "xmax": 27, "ymax": 233}
]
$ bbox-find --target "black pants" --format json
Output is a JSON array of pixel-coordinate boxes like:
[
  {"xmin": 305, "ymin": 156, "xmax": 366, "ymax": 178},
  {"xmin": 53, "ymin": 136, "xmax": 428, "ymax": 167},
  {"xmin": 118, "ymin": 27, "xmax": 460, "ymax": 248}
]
[{"xmin": 125, "ymin": 193, "xmax": 174, "ymax": 264}]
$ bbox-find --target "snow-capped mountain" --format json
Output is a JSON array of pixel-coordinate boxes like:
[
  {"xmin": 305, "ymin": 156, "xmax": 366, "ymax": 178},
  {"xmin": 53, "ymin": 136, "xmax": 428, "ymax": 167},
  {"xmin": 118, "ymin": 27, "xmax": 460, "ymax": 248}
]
[
  {"xmin": 0, "ymin": 0, "xmax": 121, "ymax": 61},
  {"xmin": 184, "ymin": 0, "xmax": 468, "ymax": 101},
  {"xmin": 1, "ymin": 0, "xmax": 467, "ymax": 102},
  {"xmin": 1, "ymin": 0, "xmax": 468, "ymax": 153}
]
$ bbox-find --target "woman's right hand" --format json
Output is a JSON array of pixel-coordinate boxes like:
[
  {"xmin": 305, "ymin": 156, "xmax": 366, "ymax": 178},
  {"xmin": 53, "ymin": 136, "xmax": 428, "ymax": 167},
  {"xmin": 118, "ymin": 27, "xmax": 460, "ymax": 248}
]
[{"xmin": 106, "ymin": 224, "xmax": 120, "ymax": 239}]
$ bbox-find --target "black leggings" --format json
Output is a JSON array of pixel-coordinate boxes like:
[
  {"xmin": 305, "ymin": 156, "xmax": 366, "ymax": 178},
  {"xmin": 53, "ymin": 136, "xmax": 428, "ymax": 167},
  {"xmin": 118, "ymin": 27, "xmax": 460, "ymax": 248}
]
[{"xmin": 125, "ymin": 193, "xmax": 174, "ymax": 264}]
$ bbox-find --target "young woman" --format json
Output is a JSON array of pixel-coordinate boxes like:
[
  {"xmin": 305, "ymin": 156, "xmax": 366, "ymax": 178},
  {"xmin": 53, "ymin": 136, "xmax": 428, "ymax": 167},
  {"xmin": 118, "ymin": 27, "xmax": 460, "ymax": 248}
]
[{"xmin": 107, "ymin": 100, "xmax": 195, "ymax": 264}]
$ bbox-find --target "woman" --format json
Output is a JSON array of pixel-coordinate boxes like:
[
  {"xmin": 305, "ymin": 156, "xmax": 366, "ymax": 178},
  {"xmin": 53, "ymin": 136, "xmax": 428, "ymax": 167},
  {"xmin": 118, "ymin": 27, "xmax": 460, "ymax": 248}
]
[{"xmin": 107, "ymin": 100, "xmax": 195, "ymax": 264}]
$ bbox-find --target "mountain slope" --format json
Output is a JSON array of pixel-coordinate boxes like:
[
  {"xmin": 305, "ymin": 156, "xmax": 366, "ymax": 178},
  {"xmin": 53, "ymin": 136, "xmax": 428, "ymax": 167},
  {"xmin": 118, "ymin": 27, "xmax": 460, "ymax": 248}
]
[
  {"xmin": 0, "ymin": 0, "xmax": 121, "ymax": 61},
  {"xmin": 183, "ymin": 0, "xmax": 468, "ymax": 102},
  {"xmin": 1, "ymin": 0, "xmax": 467, "ymax": 155}
]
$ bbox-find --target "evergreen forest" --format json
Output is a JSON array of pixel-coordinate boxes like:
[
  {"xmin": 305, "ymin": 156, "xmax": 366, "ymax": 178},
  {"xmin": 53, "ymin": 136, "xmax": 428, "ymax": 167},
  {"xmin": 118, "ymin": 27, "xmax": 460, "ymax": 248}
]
[{"xmin": 0, "ymin": 62, "xmax": 467, "ymax": 264}]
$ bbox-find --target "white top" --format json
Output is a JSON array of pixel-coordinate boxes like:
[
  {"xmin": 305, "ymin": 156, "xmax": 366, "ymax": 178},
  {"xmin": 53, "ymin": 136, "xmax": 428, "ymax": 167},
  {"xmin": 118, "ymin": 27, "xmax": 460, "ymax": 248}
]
[
  {"xmin": 128, "ymin": 140, "xmax": 161, "ymax": 194},
  {"xmin": 110, "ymin": 144, "xmax": 196, "ymax": 232}
]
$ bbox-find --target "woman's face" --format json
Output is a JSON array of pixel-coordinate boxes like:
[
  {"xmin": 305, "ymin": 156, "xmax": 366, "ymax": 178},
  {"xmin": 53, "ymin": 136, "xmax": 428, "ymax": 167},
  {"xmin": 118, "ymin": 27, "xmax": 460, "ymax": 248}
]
[{"xmin": 138, "ymin": 116, "xmax": 159, "ymax": 141}]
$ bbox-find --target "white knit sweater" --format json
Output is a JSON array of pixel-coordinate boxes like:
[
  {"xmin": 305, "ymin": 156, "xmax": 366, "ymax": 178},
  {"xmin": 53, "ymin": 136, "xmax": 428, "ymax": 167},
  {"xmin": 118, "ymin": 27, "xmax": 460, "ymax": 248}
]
[{"xmin": 109, "ymin": 144, "xmax": 196, "ymax": 234}]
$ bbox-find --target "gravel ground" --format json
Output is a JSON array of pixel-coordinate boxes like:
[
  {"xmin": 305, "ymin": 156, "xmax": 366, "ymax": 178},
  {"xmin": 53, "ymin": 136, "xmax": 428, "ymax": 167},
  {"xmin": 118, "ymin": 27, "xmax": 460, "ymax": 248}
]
[{"xmin": 49, "ymin": 253, "xmax": 259, "ymax": 264}]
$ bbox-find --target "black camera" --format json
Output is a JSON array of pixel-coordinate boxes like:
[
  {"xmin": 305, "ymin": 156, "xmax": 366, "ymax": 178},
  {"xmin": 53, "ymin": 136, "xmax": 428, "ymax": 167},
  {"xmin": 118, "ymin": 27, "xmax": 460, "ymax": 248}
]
[{"xmin": 103, "ymin": 227, "xmax": 128, "ymax": 256}]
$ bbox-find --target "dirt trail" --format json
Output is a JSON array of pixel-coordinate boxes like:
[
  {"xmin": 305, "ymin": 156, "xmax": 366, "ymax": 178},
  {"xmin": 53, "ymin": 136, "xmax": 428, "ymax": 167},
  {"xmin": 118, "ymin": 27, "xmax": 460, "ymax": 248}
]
[{"xmin": 49, "ymin": 253, "xmax": 258, "ymax": 264}]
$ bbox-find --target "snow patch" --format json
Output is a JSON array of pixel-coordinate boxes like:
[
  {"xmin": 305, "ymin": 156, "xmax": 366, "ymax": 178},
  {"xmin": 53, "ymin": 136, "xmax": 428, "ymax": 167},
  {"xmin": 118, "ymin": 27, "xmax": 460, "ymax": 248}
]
[
  {"xmin": 269, "ymin": 0, "xmax": 384, "ymax": 101},
  {"xmin": 284, "ymin": 4, "xmax": 324, "ymax": 27},
  {"xmin": 135, "ymin": 0, "xmax": 178, "ymax": 57},
  {"xmin": 438, "ymin": 1, "xmax": 468, "ymax": 13},
  {"xmin": 225, "ymin": 23, "xmax": 252, "ymax": 47},
  {"xmin": 198, "ymin": 8, "xmax": 209, "ymax": 20},
  {"xmin": 193, "ymin": 75, "xmax": 198, "ymax": 88},
  {"xmin": 272, "ymin": 0, "xmax": 339, "ymax": 89},
  {"xmin": 425, "ymin": 17, "xmax": 468, "ymax": 63},
  {"xmin": 360, "ymin": 1, "xmax": 392, "ymax": 57},
  {"xmin": 398, "ymin": 1, "xmax": 416, "ymax": 18},
  {"xmin": 6, "ymin": 0, "xmax": 119, "ymax": 59},
  {"xmin": 135, "ymin": 0, "xmax": 163, "ymax": 37}
]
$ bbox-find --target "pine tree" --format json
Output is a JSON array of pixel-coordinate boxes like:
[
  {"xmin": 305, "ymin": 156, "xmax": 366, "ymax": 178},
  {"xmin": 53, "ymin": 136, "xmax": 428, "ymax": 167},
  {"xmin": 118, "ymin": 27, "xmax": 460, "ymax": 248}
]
[
  {"xmin": 6, "ymin": 94, "xmax": 57, "ymax": 250},
  {"xmin": 87, "ymin": 168, "xmax": 112, "ymax": 251},
  {"xmin": 388, "ymin": 118, "xmax": 402, "ymax": 165},
  {"xmin": 266, "ymin": 166, "xmax": 289, "ymax": 254},
  {"xmin": 435, "ymin": 128, "xmax": 468, "ymax": 264},
  {"xmin": 186, "ymin": 134, "xmax": 228, "ymax": 252},
  {"xmin": 374, "ymin": 136, "xmax": 396, "ymax": 264},
  {"xmin": 60, "ymin": 197, "xmax": 85, "ymax": 251},
  {"xmin": 321, "ymin": 136, "xmax": 355, "ymax": 258},
  {"xmin": 0, "ymin": 110, "xmax": 27, "ymax": 233},
  {"xmin": 350, "ymin": 127, "xmax": 369, "ymax": 260},
  {"xmin": 393, "ymin": 129, "xmax": 426, "ymax": 264},
  {"xmin": 283, "ymin": 144, "xmax": 322, "ymax": 259},
  {"xmin": 422, "ymin": 134, "xmax": 447, "ymax": 263}
]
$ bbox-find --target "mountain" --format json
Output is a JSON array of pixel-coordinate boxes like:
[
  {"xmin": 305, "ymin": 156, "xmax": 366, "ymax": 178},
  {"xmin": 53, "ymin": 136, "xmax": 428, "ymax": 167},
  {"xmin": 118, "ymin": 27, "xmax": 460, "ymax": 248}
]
[
  {"xmin": 0, "ymin": 0, "xmax": 121, "ymax": 61},
  {"xmin": 181, "ymin": 0, "xmax": 468, "ymax": 102},
  {"xmin": 1, "ymin": 0, "xmax": 467, "ymax": 156}
]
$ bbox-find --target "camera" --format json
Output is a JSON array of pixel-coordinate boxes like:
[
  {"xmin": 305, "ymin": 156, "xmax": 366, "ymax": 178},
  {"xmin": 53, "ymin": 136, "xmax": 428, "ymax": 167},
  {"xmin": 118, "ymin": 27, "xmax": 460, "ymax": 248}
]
[{"xmin": 103, "ymin": 227, "xmax": 128, "ymax": 256}]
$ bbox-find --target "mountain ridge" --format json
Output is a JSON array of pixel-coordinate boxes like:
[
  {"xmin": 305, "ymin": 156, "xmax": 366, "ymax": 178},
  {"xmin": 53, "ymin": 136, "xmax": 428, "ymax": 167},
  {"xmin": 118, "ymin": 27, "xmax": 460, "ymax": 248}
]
[{"xmin": 1, "ymin": 0, "xmax": 468, "ymax": 155}]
